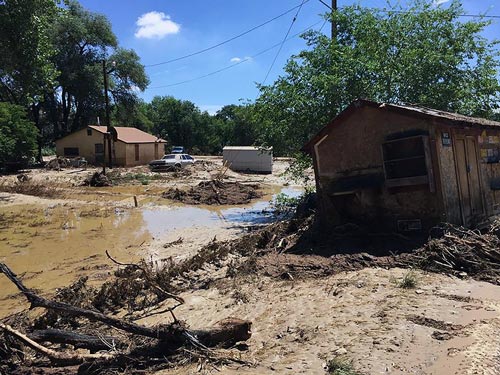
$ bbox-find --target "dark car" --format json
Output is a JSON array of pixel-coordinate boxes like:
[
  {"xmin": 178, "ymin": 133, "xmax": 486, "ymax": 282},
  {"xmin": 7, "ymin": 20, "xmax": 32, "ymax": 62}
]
[{"xmin": 171, "ymin": 146, "xmax": 184, "ymax": 154}]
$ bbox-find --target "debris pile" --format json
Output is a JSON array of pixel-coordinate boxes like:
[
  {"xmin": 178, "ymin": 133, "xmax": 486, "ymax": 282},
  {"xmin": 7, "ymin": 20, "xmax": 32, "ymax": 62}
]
[
  {"xmin": 0, "ymin": 180, "xmax": 62, "ymax": 198},
  {"xmin": 163, "ymin": 180, "xmax": 261, "ymax": 205},
  {"xmin": 45, "ymin": 157, "xmax": 69, "ymax": 170},
  {"xmin": 0, "ymin": 258, "xmax": 251, "ymax": 374},
  {"xmin": 81, "ymin": 171, "xmax": 112, "ymax": 187},
  {"xmin": 400, "ymin": 222, "xmax": 500, "ymax": 284}
]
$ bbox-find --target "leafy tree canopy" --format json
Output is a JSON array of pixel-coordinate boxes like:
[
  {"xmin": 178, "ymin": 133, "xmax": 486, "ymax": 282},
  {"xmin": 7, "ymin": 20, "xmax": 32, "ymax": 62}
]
[{"xmin": 255, "ymin": 0, "xmax": 500, "ymax": 156}]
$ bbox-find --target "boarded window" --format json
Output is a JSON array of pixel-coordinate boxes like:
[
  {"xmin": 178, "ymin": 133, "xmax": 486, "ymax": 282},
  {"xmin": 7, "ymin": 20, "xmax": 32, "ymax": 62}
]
[
  {"xmin": 95, "ymin": 143, "xmax": 104, "ymax": 154},
  {"xmin": 87, "ymin": 128, "xmax": 92, "ymax": 136},
  {"xmin": 135, "ymin": 144, "xmax": 139, "ymax": 161},
  {"xmin": 382, "ymin": 135, "xmax": 434, "ymax": 190},
  {"xmin": 64, "ymin": 147, "xmax": 79, "ymax": 157}
]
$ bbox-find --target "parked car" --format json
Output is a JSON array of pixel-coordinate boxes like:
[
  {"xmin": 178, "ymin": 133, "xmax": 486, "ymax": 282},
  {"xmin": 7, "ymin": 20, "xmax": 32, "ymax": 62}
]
[
  {"xmin": 149, "ymin": 153, "xmax": 195, "ymax": 170},
  {"xmin": 171, "ymin": 146, "xmax": 184, "ymax": 154}
]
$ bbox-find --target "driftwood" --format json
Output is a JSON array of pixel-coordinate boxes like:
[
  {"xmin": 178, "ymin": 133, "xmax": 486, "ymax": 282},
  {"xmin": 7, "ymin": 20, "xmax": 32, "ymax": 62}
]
[
  {"xmin": 28, "ymin": 329, "xmax": 125, "ymax": 353},
  {"xmin": 105, "ymin": 250, "xmax": 185, "ymax": 305},
  {"xmin": 0, "ymin": 323, "xmax": 116, "ymax": 366},
  {"xmin": 0, "ymin": 262, "xmax": 252, "ymax": 367}
]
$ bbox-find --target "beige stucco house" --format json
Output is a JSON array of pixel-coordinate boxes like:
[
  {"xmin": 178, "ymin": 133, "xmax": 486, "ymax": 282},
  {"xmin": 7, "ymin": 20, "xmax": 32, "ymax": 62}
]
[{"xmin": 55, "ymin": 126, "xmax": 167, "ymax": 167}]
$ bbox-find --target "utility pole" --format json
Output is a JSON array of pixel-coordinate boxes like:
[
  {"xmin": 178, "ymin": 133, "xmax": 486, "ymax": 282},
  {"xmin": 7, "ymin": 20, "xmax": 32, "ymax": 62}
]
[
  {"xmin": 331, "ymin": 0, "xmax": 337, "ymax": 40},
  {"xmin": 102, "ymin": 60, "xmax": 114, "ymax": 173},
  {"xmin": 319, "ymin": 0, "xmax": 337, "ymax": 39}
]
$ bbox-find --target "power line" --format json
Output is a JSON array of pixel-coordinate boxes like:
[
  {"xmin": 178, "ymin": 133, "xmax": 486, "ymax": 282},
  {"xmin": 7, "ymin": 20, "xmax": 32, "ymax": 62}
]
[
  {"xmin": 146, "ymin": 20, "xmax": 324, "ymax": 90},
  {"xmin": 145, "ymin": 0, "xmax": 311, "ymax": 68},
  {"xmin": 262, "ymin": 0, "xmax": 307, "ymax": 84},
  {"xmin": 317, "ymin": 0, "xmax": 500, "ymax": 19}
]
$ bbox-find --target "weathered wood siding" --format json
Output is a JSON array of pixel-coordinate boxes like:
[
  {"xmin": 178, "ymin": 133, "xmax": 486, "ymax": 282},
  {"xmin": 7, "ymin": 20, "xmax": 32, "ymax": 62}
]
[{"xmin": 314, "ymin": 106, "xmax": 444, "ymax": 228}]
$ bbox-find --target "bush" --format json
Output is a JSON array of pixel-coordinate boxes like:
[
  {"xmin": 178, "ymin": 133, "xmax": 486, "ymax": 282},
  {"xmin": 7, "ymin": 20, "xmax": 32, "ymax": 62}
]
[{"xmin": 0, "ymin": 103, "xmax": 38, "ymax": 166}]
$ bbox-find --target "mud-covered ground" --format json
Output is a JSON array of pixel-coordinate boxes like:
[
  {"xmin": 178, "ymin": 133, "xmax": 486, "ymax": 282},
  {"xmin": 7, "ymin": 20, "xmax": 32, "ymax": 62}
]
[{"xmin": 1, "ymin": 157, "xmax": 499, "ymax": 375}]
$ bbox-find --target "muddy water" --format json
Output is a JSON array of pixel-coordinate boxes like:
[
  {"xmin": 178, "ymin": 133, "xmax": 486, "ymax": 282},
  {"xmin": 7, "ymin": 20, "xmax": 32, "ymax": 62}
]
[{"xmin": 0, "ymin": 186, "xmax": 302, "ymax": 318}]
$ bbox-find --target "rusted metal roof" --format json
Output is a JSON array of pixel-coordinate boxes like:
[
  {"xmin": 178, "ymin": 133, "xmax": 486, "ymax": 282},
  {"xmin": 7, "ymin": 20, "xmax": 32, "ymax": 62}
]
[
  {"xmin": 302, "ymin": 99, "xmax": 500, "ymax": 154},
  {"xmin": 89, "ymin": 126, "xmax": 166, "ymax": 144}
]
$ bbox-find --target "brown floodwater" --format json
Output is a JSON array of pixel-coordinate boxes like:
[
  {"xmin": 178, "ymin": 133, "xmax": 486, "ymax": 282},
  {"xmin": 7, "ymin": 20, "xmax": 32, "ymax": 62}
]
[{"xmin": 0, "ymin": 185, "xmax": 302, "ymax": 318}]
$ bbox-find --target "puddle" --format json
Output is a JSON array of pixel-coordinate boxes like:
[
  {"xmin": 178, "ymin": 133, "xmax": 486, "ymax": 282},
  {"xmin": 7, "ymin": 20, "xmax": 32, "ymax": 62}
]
[
  {"xmin": 142, "ymin": 186, "xmax": 303, "ymax": 237},
  {"xmin": 0, "ymin": 185, "xmax": 303, "ymax": 317}
]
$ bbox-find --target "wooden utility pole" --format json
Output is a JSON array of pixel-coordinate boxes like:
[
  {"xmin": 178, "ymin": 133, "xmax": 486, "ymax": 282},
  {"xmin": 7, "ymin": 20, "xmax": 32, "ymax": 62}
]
[
  {"xmin": 102, "ymin": 60, "xmax": 113, "ymax": 172},
  {"xmin": 331, "ymin": 0, "xmax": 337, "ymax": 40},
  {"xmin": 319, "ymin": 0, "xmax": 337, "ymax": 39}
]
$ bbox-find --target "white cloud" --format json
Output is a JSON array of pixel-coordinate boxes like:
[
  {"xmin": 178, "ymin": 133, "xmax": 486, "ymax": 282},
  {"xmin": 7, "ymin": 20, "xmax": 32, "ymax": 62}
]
[
  {"xmin": 433, "ymin": 0, "xmax": 450, "ymax": 5},
  {"xmin": 230, "ymin": 56, "xmax": 253, "ymax": 63},
  {"xmin": 135, "ymin": 11, "xmax": 180, "ymax": 39},
  {"xmin": 199, "ymin": 105, "xmax": 223, "ymax": 115}
]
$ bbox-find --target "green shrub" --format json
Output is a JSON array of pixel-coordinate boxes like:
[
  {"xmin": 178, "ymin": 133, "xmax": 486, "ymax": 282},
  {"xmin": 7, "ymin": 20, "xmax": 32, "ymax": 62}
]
[
  {"xmin": 325, "ymin": 357, "xmax": 361, "ymax": 375},
  {"xmin": 398, "ymin": 270, "xmax": 418, "ymax": 289}
]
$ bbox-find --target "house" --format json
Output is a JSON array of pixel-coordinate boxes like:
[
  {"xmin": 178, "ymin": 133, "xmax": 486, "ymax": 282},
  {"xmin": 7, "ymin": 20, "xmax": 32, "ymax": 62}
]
[
  {"xmin": 222, "ymin": 146, "xmax": 273, "ymax": 173},
  {"xmin": 55, "ymin": 126, "xmax": 167, "ymax": 167},
  {"xmin": 302, "ymin": 99, "xmax": 500, "ymax": 230}
]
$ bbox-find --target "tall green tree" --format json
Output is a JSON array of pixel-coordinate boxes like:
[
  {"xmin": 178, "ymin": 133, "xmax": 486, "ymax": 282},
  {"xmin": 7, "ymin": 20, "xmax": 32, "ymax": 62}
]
[
  {"xmin": 0, "ymin": 0, "xmax": 60, "ymax": 160},
  {"xmin": 215, "ymin": 104, "xmax": 259, "ymax": 147},
  {"xmin": 46, "ymin": 1, "xmax": 148, "ymax": 138},
  {"xmin": 0, "ymin": 0, "xmax": 59, "ymax": 105},
  {"xmin": 0, "ymin": 102, "xmax": 38, "ymax": 166},
  {"xmin": 255, "ymin": 0, "xmax": 500, "ymax": 156}
]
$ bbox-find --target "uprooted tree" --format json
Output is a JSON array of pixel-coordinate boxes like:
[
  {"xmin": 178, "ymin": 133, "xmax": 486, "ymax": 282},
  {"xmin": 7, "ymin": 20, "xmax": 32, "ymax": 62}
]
[{"xmin": 0, "ymin": 261, "xmax": 251, "ymax": 371}]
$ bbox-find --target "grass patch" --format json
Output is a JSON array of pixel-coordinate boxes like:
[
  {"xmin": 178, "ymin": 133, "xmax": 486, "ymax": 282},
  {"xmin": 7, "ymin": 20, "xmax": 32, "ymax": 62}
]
[
  {"xmin": 398, "ymin": 270, "xmax": 418, "ymax": 289},
  {"xmin": 325, "ymin": 357, "xmax": 361, "ymax": 375}
]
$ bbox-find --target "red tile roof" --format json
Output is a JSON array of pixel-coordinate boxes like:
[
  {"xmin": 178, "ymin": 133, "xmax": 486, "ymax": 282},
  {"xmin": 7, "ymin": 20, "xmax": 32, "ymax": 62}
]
[{"xmin": 89, "ymin": 126, "xmax": 166, "ymax": 144}]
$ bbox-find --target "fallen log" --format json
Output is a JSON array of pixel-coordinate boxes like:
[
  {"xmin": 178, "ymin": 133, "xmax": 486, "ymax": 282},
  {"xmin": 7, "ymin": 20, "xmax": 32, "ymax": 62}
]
[
  {"xmin": 28, "ymin": 329, "xmax": 125, "ymax": 353},
  {"xmin": 0, "ymin": 263, "xmax": 252, "ymax": 352},
  {"xmin": 191, "ymin": 318, "xmax": 252, "ymax": 348},
  {"xmin": 0, "ymin": 323, "xmax": 116, "ymax": 366}
]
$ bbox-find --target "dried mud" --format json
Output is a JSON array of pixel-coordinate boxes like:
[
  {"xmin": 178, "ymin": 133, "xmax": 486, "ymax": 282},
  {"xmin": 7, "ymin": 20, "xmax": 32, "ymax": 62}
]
[{"xmin": 162, "ymin": 180, "xmax": 262, "ymax": 205}]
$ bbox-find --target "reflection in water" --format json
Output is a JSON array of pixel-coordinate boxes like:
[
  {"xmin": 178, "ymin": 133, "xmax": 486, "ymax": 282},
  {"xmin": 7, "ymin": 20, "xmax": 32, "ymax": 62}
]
[{"xmin": 142, "ymin": 186, "xmax": 303, "ymax": 237}]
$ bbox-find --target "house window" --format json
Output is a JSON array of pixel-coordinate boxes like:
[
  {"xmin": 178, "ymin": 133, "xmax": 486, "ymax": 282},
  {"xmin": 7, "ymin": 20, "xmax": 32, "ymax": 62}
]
[
  {"xmin": 382, "ymin": 135, "xmax": 434, "ymax": 191},
  {"xmin": 87, "ymin": 128, "xmax": 92, "ymax": 136},
  {"xmin": 63, "ymin": 147, "xmax": 79, "ymax": 157},
  {"xmin": 95, "ymin": 143, "xmax": 104, "ymax": 154},
  {"xmin": 135, "ymin": 144, "xmax": 140, "ymax": 161}
]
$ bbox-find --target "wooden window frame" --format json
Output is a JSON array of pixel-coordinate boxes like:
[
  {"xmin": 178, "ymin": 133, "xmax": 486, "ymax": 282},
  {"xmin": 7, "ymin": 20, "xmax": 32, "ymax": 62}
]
[{"xmin": 382, "ymin": 135, "xmax": 435, "ymax": 192}]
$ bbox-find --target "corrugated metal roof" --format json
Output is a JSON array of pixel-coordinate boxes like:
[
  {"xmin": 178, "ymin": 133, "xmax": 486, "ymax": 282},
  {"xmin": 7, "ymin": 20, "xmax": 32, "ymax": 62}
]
[
  {"xmin": 303, "ymin": 99, "xmax": 500, "ymax": 153},
  {"xmin": 378, "ymin": 101, "xmax": 500, "ymax": 128},
  {"xmin": 89, "ymin": 126, "xmax": 166, "ymax": 144}
]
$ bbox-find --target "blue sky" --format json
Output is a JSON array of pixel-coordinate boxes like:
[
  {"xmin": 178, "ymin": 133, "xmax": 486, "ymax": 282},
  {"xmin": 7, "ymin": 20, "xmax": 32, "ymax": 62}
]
[{"xmin": 77, "ymin": 0, "xmax": 500, "ymax": 114}]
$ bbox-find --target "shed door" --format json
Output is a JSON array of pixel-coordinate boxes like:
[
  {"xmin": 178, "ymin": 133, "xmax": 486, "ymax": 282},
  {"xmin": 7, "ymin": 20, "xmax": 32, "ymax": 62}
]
[{"xmin": 455, "ymin": 136, "xmax": 484, "ymax": 226}]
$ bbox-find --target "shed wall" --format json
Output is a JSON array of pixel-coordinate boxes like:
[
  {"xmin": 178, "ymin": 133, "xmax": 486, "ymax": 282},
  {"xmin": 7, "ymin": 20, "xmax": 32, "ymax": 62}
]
[
  {"xmin": 314, "ymin": 106, "xmax": 444, "ymax": 229},
  {"xmin": 436, "ymin": 126, "xmax": 500, "ymax": 224}
]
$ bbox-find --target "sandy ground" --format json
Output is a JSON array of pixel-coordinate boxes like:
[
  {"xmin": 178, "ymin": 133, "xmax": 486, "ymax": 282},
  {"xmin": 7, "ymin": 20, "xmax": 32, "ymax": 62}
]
[
  {"xmin": 1, "ymin": 159, "xmax": 500, "ymax": 374},
  {"xmin": 150, "ymin": 268, "xmax": 500, "ymax": 375}
]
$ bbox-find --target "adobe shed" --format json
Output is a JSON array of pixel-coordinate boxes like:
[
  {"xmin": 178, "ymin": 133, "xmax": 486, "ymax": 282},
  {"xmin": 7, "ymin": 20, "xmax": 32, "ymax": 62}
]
[
  {"xmin": 55, "ymin": 126, "xmax": 167, "ymax": 167},
  {"xmin": 303, "ymin": 99, "xmax": 500, "ymax": 230}
]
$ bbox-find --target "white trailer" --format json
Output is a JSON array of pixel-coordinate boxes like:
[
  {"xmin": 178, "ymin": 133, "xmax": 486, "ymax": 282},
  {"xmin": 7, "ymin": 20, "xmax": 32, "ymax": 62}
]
[{"xmin": 222, "ymin": 146, "xmax": 273, "ymax": 174}]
